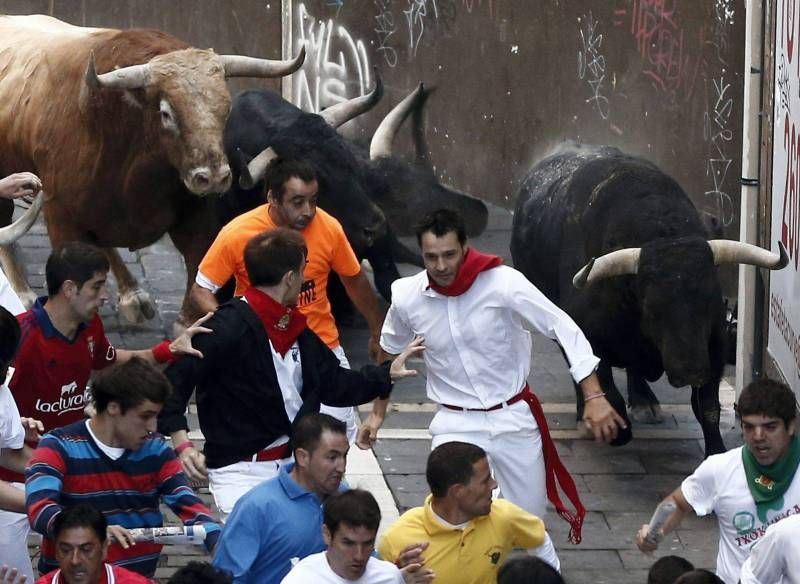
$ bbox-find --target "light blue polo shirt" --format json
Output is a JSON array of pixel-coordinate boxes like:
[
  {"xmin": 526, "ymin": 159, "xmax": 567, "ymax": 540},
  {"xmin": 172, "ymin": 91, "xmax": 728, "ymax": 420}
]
[{"xmin": 212, "ymin": 464, "xmax": 347, "ymax": 584}]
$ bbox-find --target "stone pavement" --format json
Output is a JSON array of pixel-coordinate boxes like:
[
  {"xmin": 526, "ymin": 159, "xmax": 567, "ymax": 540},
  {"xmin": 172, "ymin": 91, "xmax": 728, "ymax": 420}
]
[{"xmin": 11, "ymin": 201, "xmax": 739, "ymax": 583}]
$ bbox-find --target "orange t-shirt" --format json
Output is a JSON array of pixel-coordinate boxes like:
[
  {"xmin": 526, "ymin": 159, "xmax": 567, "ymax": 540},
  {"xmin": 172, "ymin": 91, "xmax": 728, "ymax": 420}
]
[{"xmin": 197, "ymin": 204, "xmax": 361, "ymax": 348}]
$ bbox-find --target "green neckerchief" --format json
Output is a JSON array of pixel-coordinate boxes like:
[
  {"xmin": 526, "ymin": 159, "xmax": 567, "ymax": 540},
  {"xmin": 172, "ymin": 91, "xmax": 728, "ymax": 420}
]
[{"xmin": 742, "ymin": 435, "xmax": 800, "ymax": 522}]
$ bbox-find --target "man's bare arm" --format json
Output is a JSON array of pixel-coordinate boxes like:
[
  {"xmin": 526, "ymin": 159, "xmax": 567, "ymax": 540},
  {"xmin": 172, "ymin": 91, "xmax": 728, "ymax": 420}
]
[
  {"xmin": 190, "ymin": 284, "xmax": 220, "ymax": 316},
  {"xmin": 356, "ymin": 348, "xmax": 398, "ymax": 449},
  {"xmin": 578, "ymin": 373, "xmax": 627, "ymax": 443},
  {"xmin": 340, "ymin": 270, "xmax": 385, "ymax": 362},
  {"xmin": 635, "ymin": 487, "xmax": 692, "ymax": 552}
]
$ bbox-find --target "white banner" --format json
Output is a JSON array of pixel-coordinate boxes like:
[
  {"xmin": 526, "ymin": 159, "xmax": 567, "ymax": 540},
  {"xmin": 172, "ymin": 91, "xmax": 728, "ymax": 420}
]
[{"xmin": 769, "ymin": 0, "xmax": 800, "ymax": 395}]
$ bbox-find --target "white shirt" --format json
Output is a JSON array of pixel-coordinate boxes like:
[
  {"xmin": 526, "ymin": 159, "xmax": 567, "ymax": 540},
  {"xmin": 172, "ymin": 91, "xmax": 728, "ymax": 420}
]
[
  {"xmin": 0, "ymin": 368, "xmax": 24, "ymax": 451},
  {"xmin": 681, "ymin": 446, "xmax": 800, "ymax": 584},
  {"xmin": 739, "ymin": 513, "xmax": 800, "ymax": 584},
  {"xmin": 380, "ymin": 266, "xmax": 599, "ymax": 409},
  {"xmin": 280, "ymin": 551, "xmax": 403, "ymax": 584},
  {"xmin": 0, "ymin": 267, "xmax": 23, "ymax": 315}
]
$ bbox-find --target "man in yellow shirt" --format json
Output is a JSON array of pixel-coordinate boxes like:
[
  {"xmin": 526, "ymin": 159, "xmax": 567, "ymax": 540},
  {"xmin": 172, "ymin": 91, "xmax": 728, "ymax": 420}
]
[
  {"xmin": 190, "ymin": 158, "xmax": 384, "ymax": 444},
  {"xmin": 378, "ymin": 442, "xmax": 551, "ymax": 584}
]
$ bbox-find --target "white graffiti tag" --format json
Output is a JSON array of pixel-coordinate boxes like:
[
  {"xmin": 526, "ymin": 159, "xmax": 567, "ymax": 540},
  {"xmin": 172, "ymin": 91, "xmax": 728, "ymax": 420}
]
[{"xmin": 294, "ymin": 3, "xmax": 372, "ymax": 113}]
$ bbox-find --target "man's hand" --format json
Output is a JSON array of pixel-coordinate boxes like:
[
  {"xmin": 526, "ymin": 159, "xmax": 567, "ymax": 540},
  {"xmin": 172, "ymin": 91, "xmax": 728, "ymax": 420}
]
[
  {"xmin": 356, "ymin": 412, "xmax": 384, "ymax": 450},
  {"xmin": 19, "ymin": 418, "xmax": 43, "ymax": 443},
  {"xmin": 394, "ymin": 542, "xmax": 429, "ymax": 569},
  {"xmin": 179, "ymin": 446, "xmax": 209, "ymax": 485},
  {"xmin": 169, "ymin": 312, "xmax": 213, "ymax": 359},
  {"xmin": 0, "ymin": 565, "xmax": 27, "ymax": 584},
  {"xmin": 635, "ymin": 523, "xmax": 658, "ymax": 553},
  {"xmin": 583, "ymin": 396, "xmax": 627, "ymax": 442},
  {"xmin": 389, "ymin": 337, "xmax": 425, "ymax": 382},
  {"xmin": 107, "ymin": 525, "xmax": 136, "ymax": 549},
  {"xmin": 368, "ymin": 332, "xmax": 382, "ymax": 363},
  {"xmin": 400, "ymin": 563, "xmax": 435, "ymax": 584},
  {"xmin": 0, "ymin": 172, "xmax": 41, "ymax": 201}
]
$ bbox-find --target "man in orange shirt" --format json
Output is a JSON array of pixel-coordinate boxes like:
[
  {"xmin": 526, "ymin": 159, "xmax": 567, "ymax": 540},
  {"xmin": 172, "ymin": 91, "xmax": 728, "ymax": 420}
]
[{"xmin": 190, "ymin": 158, "xmax": 384, "ymax": 443}]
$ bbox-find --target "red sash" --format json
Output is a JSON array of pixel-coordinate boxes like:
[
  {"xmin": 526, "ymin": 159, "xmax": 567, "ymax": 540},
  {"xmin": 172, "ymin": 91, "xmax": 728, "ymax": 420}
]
[{"xmin": 521, "ymin": 384, "xmax": 586, "ymax": 544}]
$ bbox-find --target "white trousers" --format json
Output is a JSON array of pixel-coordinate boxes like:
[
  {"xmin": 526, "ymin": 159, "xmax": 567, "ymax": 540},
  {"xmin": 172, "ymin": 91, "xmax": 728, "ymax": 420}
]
[
  {"xmin": 0, "ymin": 483, "xmax": 34, "ymax": 582},
  {"xmin": 320, "ymin": 345, "xmax": 358, "ymax": 443},
  {"xmin": 429, "ymin": 402, "xmax": 561, "ymax": 572},
  {"xmin": 208, "ymin": 457, "xmax": 293, "ymax": 518}
]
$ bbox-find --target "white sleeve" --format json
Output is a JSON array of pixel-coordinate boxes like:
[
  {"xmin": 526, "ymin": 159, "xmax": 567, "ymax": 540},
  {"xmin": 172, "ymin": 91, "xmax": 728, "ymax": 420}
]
[
  {"xmin": 504, "ymin": 268, "xmax": 600, "ymax": 383},
  {"xmin": 380, "ymin": 300, "xmax": 415, "ymax": 355},
  {"xmin": 0, "ymin": 377, "xmax": 25, "ymax": 450},
  {"xmin": 195, "ymin": 270, "xmax": 221, "ymax": 293},
  {"xmin": 680, "ymin": 456, "xmax": 719, "ymax": 517},
  {"xmin": 0, "ymin": 268, "xmax": 25, "ymax": 316},
  {"xmin": 739, "ymin": 517, "xmax": 794, "ymax": 584}
]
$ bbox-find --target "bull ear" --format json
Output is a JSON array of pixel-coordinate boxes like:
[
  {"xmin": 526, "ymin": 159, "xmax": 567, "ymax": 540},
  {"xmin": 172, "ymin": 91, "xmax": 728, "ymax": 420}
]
[{"xmin": 319, "ymin": 72, "xmax": 383, "ymax": 129}]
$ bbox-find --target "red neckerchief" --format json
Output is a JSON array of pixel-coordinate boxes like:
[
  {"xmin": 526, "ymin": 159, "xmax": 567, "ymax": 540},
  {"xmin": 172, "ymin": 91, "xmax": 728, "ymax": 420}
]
[
  {"xmin": 243, "ymin": 287, "xmax": 307, "ymax": 357},
  {"xmin": 427, "ymin": 248, "xmax": 503, "ymax": 296},
  {"xmin": 521, "ymin": 385, "xmax": 586, "ymax": 544}
]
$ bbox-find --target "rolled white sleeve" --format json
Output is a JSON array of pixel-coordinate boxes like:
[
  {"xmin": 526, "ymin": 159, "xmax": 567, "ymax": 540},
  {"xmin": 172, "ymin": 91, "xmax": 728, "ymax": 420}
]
[
  {"xmin": 505, "ymin": 269, "xmax": 599, "ymax": 383},
  {"xmin": 380, "ymin": 298, "xmax": 415, "ymax": 355}
]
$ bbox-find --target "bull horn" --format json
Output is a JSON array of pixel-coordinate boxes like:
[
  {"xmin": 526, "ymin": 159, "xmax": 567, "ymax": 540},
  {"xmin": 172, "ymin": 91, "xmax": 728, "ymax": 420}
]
[
  {"xmin": 708, "ymin": 239, "xmax": 789, "ymax": 269},
  {"xmin": 370, "ymin": 83, "xmax": 425, "ymax": 160},
  {"xmin": 85, "ymin": 52, "xmax": 151, "ymax": 90},
  {"xmin": 572, "ymin": 247, "xmax": 641, "ymax": 289},
  {"xmin": 0, "ymin": 194, "xmax": 44, "ymax": 246},
  {"xmin": 221, "ymin": 46, "xmax": 306, "ymax": 78},
  {"xmin": 238, "ymin": 147, "xmax": 279, "ymax": 189},
  {"xmin": 319, "ymin": 74, "xmax": 383, "ymax": 129}
]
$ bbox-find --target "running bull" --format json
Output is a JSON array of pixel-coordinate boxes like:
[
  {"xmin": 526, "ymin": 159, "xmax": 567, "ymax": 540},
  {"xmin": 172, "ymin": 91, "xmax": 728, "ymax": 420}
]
[
  {"xmin": 511, "ymin": 144, "xmax": 787, "ymax": 456},
  {"xmin": 219, "ymin": 81, "xmax": 489, "ymax": 302},
  {"xmin": 0, "ymin": 14, "xmax": 303, "ymax": 323}
]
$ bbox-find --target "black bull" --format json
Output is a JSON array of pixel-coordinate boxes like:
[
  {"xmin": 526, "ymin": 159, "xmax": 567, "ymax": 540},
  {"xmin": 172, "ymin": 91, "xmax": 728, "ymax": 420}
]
[
  {"xmin": 511, "ymin": 145, "xmax": 787, "ymax": 457},
  {"xmin": 217, "ymin": 84, "xmax": 488, "ymax": 302}
]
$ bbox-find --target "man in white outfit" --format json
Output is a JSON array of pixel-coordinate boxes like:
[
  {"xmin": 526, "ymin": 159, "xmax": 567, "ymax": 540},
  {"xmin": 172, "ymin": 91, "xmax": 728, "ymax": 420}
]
[
  {"xmin": 361, "ymin": 209, "xmax": 626, "ymax": 569},
  {"xmin": 739, "ymin": 513, "xmax": 800, "ymax": 584}
]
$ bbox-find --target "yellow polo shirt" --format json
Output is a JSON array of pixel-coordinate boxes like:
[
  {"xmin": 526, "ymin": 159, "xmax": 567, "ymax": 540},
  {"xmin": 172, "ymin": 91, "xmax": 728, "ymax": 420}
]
[{"xmin": 378, "ymin": 495, "xmax": 545, "ymax": 583}]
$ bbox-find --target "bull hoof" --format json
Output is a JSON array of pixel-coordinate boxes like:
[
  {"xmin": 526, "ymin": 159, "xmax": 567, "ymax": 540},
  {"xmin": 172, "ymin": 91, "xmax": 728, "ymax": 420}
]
[
  {"xmin": 629, "ymin": 403, "xmax": 664, "ymax": 424},
  {"xmin": 118, "ymin": 289, "xmax": 156, "ymax": 323}
]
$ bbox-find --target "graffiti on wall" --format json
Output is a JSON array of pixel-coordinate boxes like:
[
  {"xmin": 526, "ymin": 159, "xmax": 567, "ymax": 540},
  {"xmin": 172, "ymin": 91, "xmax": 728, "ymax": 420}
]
[
  {"xmin": 615, "ymin": 0, "xmax": 702, "ymax": 103},
  {"xmin": 703, "ymin": 0, "xmax": 735, "ymax": 227},
  {"xmin": 374, "ymin": 0, "xmax": 399, "ymax": 67},
  {"xmin": 294, "ymin": 3, "xmax": 372, "ymax": 113},
  {"xmin": 577, "ymin": 12, "xmax": 610, "ymax": 120}
]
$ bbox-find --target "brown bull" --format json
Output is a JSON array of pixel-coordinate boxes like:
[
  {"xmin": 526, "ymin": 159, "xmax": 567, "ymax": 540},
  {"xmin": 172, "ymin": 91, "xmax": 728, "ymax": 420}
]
[{"xmin": 0, "ymin": 14, "xmax": 303, "ymax": 322}]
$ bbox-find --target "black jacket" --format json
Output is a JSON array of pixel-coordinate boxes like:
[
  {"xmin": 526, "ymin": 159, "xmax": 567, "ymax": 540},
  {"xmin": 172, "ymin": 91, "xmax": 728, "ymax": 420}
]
[{"xmin": 158, "ymin": 299, "xmax": 392, "ymax": 468}]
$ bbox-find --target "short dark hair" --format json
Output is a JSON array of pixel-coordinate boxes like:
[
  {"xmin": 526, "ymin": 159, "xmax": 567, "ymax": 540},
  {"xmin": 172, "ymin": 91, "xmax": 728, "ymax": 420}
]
[
  {"xmin": 323, "ymin": 489, "xmax": 381, "ymax": 536},
  {"xmin": 53, "ymin": 504, "xmax": 107, "ymax": 544},
  {"xmin": 92, "ymin": 357, "xmax": 172, "ymax": 414},
  {"xmin": 46, "ymin": 242, "xmax": 109, "ymax": 296},
  {"xmin": 674, "ymin": 569, "xmax": 725, "ymax": 584},
  {"xmin": 244, "ymin": 228, "xmax": 307, "ymax": 287},
  {"xmin": 292, "ymin": 413, "xmax": 347, "ymax": 456},
  {"xmin": 426, "ymin": 441, "xmax": 487, "ymax": 498},
  {"xmin": 415, "ymin": 208, "xmax": 467, "ymax": 246},
  {"xmin": 648, "ymin": 555, "xmax": 695, "ymax": 584},
  {"xmin": 737, "ymin": 378, "xmax": 798, "ymax": 427},
  {"xmin": 167, "ymin": 561, "xmax": 233, "ymax": 584},
  {"xmin": 265, "ymin": 158, "xmax": 318, "ymax": 203},
  {"xmin": 0, "ymin": 306, "xmax": 20, "ymax": 367},
  {"xmin": 497, "ymin": 555, "xmax": 565, "ymax": 584}
]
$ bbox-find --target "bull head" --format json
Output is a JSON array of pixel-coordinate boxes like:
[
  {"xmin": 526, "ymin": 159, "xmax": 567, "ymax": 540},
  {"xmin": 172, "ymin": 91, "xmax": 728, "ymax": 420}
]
[
  {"xmin": 572, "ymin": 240, "xmax": 789, "ymax": 288},
  {"xmin": 83, "ymin": 47, "xmax": 305, "ymax": 196}
]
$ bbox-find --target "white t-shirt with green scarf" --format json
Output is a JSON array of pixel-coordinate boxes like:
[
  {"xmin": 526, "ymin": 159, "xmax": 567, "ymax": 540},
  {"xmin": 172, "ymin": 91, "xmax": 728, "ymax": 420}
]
[{"xmin": 681, "ymin": 446, "xmax": 800, "ymax": 584}]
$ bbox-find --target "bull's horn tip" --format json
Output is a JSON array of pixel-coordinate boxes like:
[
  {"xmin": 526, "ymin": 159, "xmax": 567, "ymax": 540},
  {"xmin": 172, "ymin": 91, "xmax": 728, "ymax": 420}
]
[{"xmin": 777, "ymin": 240, "xmax": 789, "ymax": 268}]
